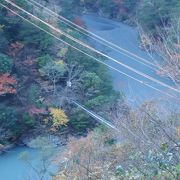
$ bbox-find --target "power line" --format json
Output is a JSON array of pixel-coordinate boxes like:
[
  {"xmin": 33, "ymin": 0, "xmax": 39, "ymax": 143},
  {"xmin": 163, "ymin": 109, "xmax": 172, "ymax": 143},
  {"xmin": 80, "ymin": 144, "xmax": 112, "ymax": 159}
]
[
  {"xmin": 0, "ymin": 2, "xmax": 178, "ymax": 100},
  {"xmin": 28, "ymin": 0, "xmax": 162, "ymax": 71},
  {"xmin": 4, "ymin": 0, "xmax": 180, "ymax": 95},
  {"xmin": 72, "ymin": 100, "xmax": 120, "ymax": 132},
  {"xmin": 72, "ymin": 100, "xmax": 149, "ymax": 143}
]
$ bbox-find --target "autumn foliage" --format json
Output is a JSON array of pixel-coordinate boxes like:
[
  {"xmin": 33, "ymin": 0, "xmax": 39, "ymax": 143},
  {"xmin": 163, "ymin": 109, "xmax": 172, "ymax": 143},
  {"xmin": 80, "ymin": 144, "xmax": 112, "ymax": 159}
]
[
  {"xmin": 8, "ymin": 42, "xmax": 24, "ymax": 57},
  {"xmin": 0, "ymin": 73, "xmax": 17, "ymax": 95},
  {"xmin": 49, "ymin": 108, "xmax": 69, "ymax": 130},
  {"xmin": 28, "ymin": 106, "xmax": 47, "ymax": 117},
  {"xmin": 73, "ymin": 17, "xmax": 85, "ymax": 27}
]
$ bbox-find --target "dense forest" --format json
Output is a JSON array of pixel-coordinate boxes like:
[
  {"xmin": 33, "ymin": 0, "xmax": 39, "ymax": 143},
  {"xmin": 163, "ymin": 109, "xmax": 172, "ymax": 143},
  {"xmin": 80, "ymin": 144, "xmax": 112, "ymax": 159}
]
[{"xmin": 0, "ymin": 0, "xmax": 179, "ymax": 179}]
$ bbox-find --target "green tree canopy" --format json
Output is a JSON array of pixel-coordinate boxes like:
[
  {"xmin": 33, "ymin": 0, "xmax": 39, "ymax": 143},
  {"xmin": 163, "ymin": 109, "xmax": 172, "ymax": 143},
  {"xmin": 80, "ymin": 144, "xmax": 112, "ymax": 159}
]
[{"xmin": 0, "ymin": 53, "xmax": 13, "ymax": 73}]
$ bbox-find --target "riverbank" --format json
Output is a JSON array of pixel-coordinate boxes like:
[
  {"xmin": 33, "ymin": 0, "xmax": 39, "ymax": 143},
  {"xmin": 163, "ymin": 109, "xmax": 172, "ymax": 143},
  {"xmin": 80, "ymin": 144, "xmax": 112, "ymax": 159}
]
[
  {"xmin": 0, "ymin": 143, "xmax": 16, "ymax": 155},
  {"xmin": 0, "ymin": 146, "xmax": 55, "ymax": 180},
  {"xmin": 0, "ymin": 131, "xmax": 67, "ymax": 155},
  {"xmin": 0, "ymin": 133, "xmax": 67, "ymax": 180}
]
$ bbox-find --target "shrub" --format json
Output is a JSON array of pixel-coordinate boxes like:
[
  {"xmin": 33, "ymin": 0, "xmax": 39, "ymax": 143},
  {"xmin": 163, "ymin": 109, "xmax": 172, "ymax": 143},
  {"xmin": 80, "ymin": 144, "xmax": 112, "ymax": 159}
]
[
  {"xmin": 0, "ymin": 105, "xmax": 18, "ymax": 136},
  {"xmin": 49, "ymin": 108, "xmax": 69, "ymax": 130},
  {"xmin": 0, "ymin": 53, "xmax": 13, "ymax": 73},
  {"xmin": 37, "ymin": 54, "xmax": 53, "ymax": 68},
  {"xmin": 22, "ymin": 112, "xmax": 35, "ymax": 128}
]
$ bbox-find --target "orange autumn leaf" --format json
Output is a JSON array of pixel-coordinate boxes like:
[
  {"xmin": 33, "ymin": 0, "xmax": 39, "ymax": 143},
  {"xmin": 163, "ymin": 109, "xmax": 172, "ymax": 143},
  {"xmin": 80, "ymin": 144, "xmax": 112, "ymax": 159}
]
[
  {"xmin": 73, "ymin": 17, "xmax": 85, "ymax": 27},
  {"xmin": 9, "ymin": 42, "xmax": 24, "ymax": 57},
  {"xmin": 0, "ymin": 73, "xmax": 17, "ymax": 95},
  {"xmin": 28, "ymin": 106, "xmax": 47, "ymax": 117}
]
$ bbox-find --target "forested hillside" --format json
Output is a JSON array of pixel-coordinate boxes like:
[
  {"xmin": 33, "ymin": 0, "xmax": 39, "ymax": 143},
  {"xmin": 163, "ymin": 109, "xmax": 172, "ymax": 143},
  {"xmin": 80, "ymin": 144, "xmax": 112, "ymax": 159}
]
[
  {"xmin": 0, "ymin": 0, "xmax": 120, "ymax": 146},
  {"xmin": 0, "ymin": 0, "xmax": 179, "ymax": 179}
]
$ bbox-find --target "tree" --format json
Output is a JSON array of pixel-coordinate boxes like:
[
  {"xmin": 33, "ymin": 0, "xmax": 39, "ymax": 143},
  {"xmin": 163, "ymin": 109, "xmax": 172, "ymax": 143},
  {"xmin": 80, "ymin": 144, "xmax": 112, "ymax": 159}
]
[
  {"xmin": 0, "ymin": 25, "xmax": 8, "ymax": 52},
  {"xmin": 49, "ymin": 108, "xmax": 68, "ymax": 130},
  {"xmin": 0, "ymin": 53, "xmax": 13, "ymax": 73},
  {"xmin": 0, "ymin": 106, "xmax": 24, "ymax": 142},
  {"xmin": 18, "ymin": 23, "xmax": 52, "ymax": 50},
  {"xmin": 137, "ymin": 0, "xmax": 180, "ymax": 35},
  {"xmin": 54, "ymin": 129, "xmax": 129, "ymax": 179},
  {"xmin": 54, "ymin": 100, "xmax": 180, "ymax": 179},
  {"xmin": 39, "ymin": 60, "xmax": 66, "ymax": 94},
  {"xmin": 59, "ymin": 0, "xmax": 82, "ymax": 17},
  {"xmin": 0, "ymin": 3, "xmax": 52, "ymax": 50},
  {"xmin": 0, "ymin": 104, "xmax": 36, "ymax": 144},
  {"xmin": 37, "ymin": 54, "xmax": 53, "ymax": 68},
  {"xmin": 139, "ymin": 18, "xmax": 180, "ymax": 84},
  {"xmin": 0, "ymin": 74, "xmax": 17, "ymax": 95},
  {"xmin": 80, "ymin": 72, "xmax": 103, "ymax": 96},
  {"xmin": 69, "ymin": 109, "xmax": 95, "ymax": 132},
  {"xmin": 0, "ymin": 105, "xmax": 18, "ymax": 132},
  {"xmin": 8, "ymin": 41, "xmax": 24, "ymax": 57}
]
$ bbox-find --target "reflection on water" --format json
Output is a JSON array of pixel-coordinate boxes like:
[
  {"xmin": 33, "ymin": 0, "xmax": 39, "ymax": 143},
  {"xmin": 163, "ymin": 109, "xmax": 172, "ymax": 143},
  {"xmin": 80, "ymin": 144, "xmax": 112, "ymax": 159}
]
[
  {"xmin": 0, "ymin": 147, "xmax": 56, "ymax": 180},
  {"xmin": 0, "ymin": 147, "xmax": 38, "ymax": 180}
]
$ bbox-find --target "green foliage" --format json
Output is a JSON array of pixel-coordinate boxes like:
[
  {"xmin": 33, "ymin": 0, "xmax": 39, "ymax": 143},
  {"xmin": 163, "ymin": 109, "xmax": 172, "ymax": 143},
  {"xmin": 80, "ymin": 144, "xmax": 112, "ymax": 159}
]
[
  {"xmin": 57, "ymin": 47, "xmax": 68, "ymax": 58},
  {"xmin": 63, "ymin": 32, "xmax": 120, "ymax": 131},
  {"xmin": 0, "ymin": 24, "xmax": 4, "ymax": 30},
  {"xmin": 28, "ymin": 84, "xmax": 41, "ymax": 106},
  {"xmin": 39, "ymin": 60, "xmax": 66, "ymax": 79},
  {"xmin": 22, "ymin": 112, "xmax": 35, "ymax": 128},
  {"xmin": 59, "ymin": 0, "xmax": 138, "ymax": 20},
  {"xmin": 59, "ymin": 0, "xmax": 82, "ymax": 17},
  {"xmin": 0, "ymin": 105, "xmax": 18, "ymax": 132},
  {"xmin": 0, "ymin": 26, "xmax": 8, "ymax": 52},
  {"xmin": 80, "ymin": 72, "xmax": 103, "ymax": 98},
  {"xmin": 65, "ymin": 46, "xmax": 119, "ymax": 131},
  {"xmin": 0, "ymin": 53, "xmax": 13, "ymax": 73},
  {"xmin": 69, "ymin": 109, "xmax": 95, "ymax": 132},
  {"xmin": 0, "ymin": 5, "xmax": 52, "ymax": 49},
  {"xmin": 28, "ymin": 136, "xmax": 55, "ymax": 151},
  {"xmin": 17, "ymin": 23, "xmax": 52, "ymax": 50},
  {"xmin": 137, "ymin": 0, "xmax": 180, "ymax": 35},
  {"xmin": 14, "ymin": 0, "xmax": 29, "ymax": 8},
  {"xmin": 86, "ymin": 95, "xmax": 109, "ymax": 107},
  {"xmin": 104, "ymin": 137, "xmax": 117, "ymax": 145},
  {"xmin": 37, "ymin": 54, "xmax": 53, "ymax": 68},
  {"xmin": 0, "ymin": 105, "xmax": 35, "ymax": 142}
]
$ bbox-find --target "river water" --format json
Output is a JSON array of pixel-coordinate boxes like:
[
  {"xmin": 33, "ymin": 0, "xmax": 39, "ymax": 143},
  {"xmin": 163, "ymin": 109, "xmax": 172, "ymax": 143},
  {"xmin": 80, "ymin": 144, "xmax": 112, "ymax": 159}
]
[
  {"xmin": 0, "ymin": 146, "xmax": 58, "ymax": 180},
  {"xmin": 0, "ymin": 14, "xmax": 179, "ymax": 180},
  {"xmin": 82, "ymin": 14, "xmax": 179, "ymax": 105},
  {"xmin": 0, "ymin": 147, "xmax": 40, "ymax": 180}
]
